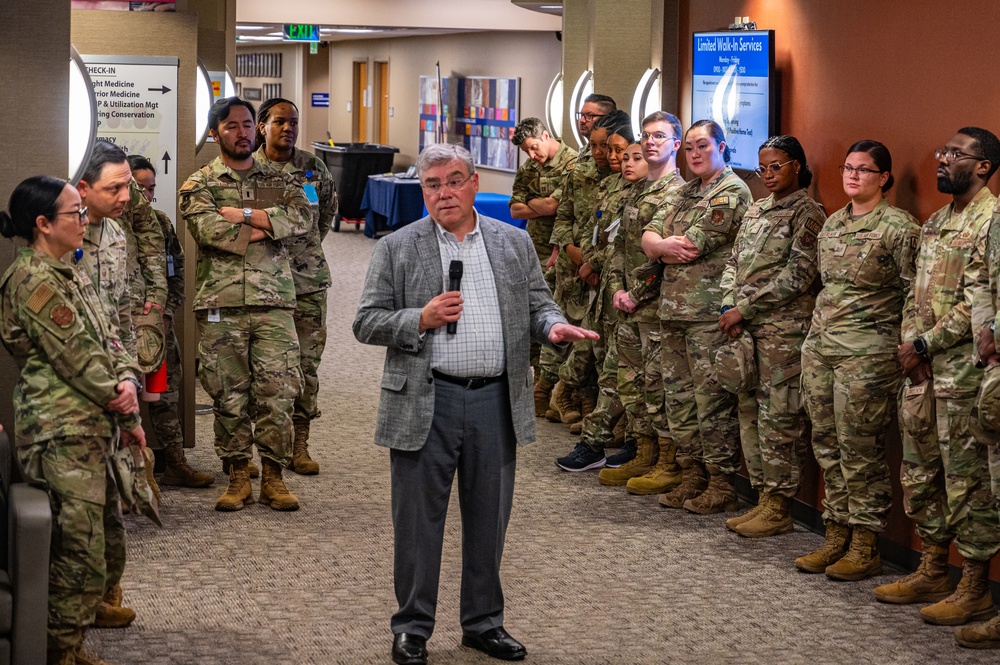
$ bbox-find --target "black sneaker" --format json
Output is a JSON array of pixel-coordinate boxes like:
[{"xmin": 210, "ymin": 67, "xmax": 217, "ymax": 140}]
[
  {"xmin": 556, "ymin": 443, "xmax": 606, "ymax": 472},
  {"xmin": 604, "ymin": 438, "xmax": 637, "ymax": 468}
]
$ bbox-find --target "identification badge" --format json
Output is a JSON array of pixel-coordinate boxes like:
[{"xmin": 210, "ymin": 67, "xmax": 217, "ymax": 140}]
[
  {"xmin": 242, "ymin": 187, "xmax": 255, "ymax": 201},
  {"xmin": 208, "ymin": 308, "xmax": 221, "ymax": 323},
  {"xmin": 167, "ymin": 254, "xmax": 175, "ymax": 278},
  {"xmin": 606, "ymin": 218, "xmax": 621, "ymax": 243},
  {"xmin": 906, "ymin": 384, "xmax": 927, "ymax": 396},
  {"xmin": 856, "ymin": 231, "xmax": 883, "ymax": 240},
  {"xmin": 302, "ymin": 183, "xmax": 319, "ymax": 205}
]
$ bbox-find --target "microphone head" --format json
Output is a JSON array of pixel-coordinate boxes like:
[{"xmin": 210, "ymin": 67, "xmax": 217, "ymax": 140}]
[{"xmin": 449, "ymin": 260, "xmax": 463, "ymax": 280}]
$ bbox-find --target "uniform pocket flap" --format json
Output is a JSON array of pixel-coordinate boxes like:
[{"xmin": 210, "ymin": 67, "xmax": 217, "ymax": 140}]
[
  {"xmin": 381, "ymin": 372, "xmax": 408, "ymax": 392},
  {"xmin": 771, "ymin": 360, "xmax": 802, "ymax": 386}
]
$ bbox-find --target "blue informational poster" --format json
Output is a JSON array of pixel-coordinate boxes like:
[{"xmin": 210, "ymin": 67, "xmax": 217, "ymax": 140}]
[{"xmin": 691, "ymin": 31, "xmax": 774, "ymax": 171}]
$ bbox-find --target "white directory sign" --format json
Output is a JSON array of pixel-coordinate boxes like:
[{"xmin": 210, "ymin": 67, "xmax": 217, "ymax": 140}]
[{"xmin": 82, "ymin": 54, "xmax": 179, "ymax": 225}]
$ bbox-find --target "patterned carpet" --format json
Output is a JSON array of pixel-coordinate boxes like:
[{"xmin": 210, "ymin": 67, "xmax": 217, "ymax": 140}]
[{"xmin": 88, "ymin": 229, "xmax": 997, "ymax": 664}]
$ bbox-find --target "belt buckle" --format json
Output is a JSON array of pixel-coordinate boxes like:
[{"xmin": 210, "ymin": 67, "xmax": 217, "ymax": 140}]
[{"xmin": 466, "ymin": 377, "xmax": 483, "ymax": 390}]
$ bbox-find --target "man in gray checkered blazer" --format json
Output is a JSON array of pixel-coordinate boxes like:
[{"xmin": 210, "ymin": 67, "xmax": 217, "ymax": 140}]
[{"xmin": 354, "ymin": 143, "xmax": 597, "ymax": 665}]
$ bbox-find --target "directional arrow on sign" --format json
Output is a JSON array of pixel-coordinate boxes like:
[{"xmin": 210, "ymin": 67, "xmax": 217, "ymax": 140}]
[
  {"xmin": 162, "ymin": 151, "xmax": 171, "ymax": 175},
  {"xmin": 148, "ymin": 85, "xmax": 172, "ymax": 95}
]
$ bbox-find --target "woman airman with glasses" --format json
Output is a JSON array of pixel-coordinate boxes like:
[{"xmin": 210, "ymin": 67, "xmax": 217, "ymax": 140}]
[
  {"xmin": 0, "ymin": 175, "xmax": 145, "ymax": 665},
  {"xmin": 796, "ymin": 140, "xmax": 920, "ymax": 581},
  {"xmin": 717, "ymin": 135, "xmax": 825, "ymax": 538}
]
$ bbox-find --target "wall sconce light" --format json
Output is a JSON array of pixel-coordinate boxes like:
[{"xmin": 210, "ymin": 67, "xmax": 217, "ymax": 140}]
[
  {"xmin": 630, "ymin": 68, "xmax": 661, "ymax": 139},
  {"xmin": 69, "ymin": 45, "xmax": 98, "ymax": 184},
  {"xmin": 545, "ymin": 72, "xmax": 564, "ymax": 140},
  {"xmin": 569, "ymin": 69, "xmax": 593, "ymax": 149},
  {"xmin": 195, "ymin": 58, "xmax": 214, "ymax": 150}
]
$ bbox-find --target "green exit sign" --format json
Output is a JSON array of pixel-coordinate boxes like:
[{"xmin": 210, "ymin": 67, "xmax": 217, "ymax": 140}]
[{"xmin": 283, "ymin": 24, "xmax": 320, "ymax": 42}]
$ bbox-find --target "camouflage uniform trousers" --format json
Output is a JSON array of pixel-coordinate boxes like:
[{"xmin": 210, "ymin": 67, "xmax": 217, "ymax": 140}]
[
  {"xmin": 293, "ymin": 290, "xmax": 329, "ymax": 424},
  {"xmin": 660, "ymin": 320, "xmax": 740, "ymax": 473},
  {"xmin": 738, "ymin": 319, "xmax": 810, "ymax": 497},
  {"xmin": 147, "ymin": 324, "xmax": 183, "ymax": 449},
  {"xmin": 16, "ymin": 436, "xmax": 125, "ymax": 653},
  {"xmin": 537, "ymin": 266, "xmax": 570, "ymax": 384},
  {"xmin": 616, "ymin": 320, "xmax": 656, "ymax": 440},
  {"xmin": 899, "ymin": 380, "xmax": 1000, "ymax": 561},
  {"xmin": 580, "ymin": 316, "xmax": 624, "ymax": 450},
  {"xmin": 196, "ymin": 306, "xmax": 302, "ymax": 466},
  {"xmin": 801, "ymin": 347, "xmax": 900, "ymax": 532}
]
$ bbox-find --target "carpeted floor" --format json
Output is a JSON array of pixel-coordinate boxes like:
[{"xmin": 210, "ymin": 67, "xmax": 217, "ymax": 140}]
[{"xmin": 88, "ymin": 228, "xmax": 997, "ymax": 664}]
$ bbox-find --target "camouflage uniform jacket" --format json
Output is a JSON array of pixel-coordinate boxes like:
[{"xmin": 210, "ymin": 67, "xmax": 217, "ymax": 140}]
[
  {"xmin": 902, "ymin": 186, "xmax": 995, "ymax": 396},
  {"xmin": 607, "ymin": 170, "xmax": 686, "ymax": 324},
  {"xmin": 153, "ymin": 209, "xmax": 184, "ymax": 317},
  {"xmin": 972, "ymin": 211, "xmax": 1000, "ymax": 358},
  {"xmin": 112, "ymin": 180, "xmax": 168, "ymax": 312},
  {"xmin": 179, "ymin": 156, "xmax": 312, "ymax": 311},
  {"xmin": 253, "ymin": 146, "xmax": 336, "ymax": 295},
  {"xmin": 720, "ymin": 188, "xmax": 824, "ymax": 323},
  {"xmin": 74, "ymin": 217, "xmax": 133, "ymax": 352},
  {"xmin": 582, "ymin": 173, "xmax": 630, "ymax": 322},
  {"xmin": 644, "ymin": 167, "xmax": 753, "ymax": 322},
  {"xmin": 807, "ymin": 198, "xmax": 920, "ymax": 356},
  {"xmin": 508, "ymin": 141, "xmax": 578, "ymax": 264},
  {"xmin": 0, "ymin": 247, "xmax": 140, "ymax": 444}
]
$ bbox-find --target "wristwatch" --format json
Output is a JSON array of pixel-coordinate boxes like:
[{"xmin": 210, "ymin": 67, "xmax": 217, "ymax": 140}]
[
  {"xmin": 912, "ymin": 337, "xmax": 928, "ymax": 356},
  {"xmin": 242, "ymin": 207, "xmax": 253, "ymax": 225}
]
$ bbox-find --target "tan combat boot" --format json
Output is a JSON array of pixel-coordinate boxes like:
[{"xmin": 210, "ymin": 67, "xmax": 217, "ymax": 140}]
[
  {"xmin": 161, "ymin": 440, "xmax": 214, "ymax": 488},
  {"xmin": 223, "ymin": 456, "xmax": 259, "ymax": 479},
  {"xmin": 75, "ymin": 645, "xmax": 117, "ymax": 665},
  {"xmin": 94, "ymin": 584, "xmax": 136, "ymax": 628},
  {"xmin": 611, "ymin": 417, "xmax": 626, "ymax": 447},
  {"xmin": 873, "ymin": 541, "xmax": 953, "ymax": 604},
  {"xmin": 795, "ymin": 521, "xmax": 851, "ymax": 573},
  {"xmin": 533, "ymin": 376, "xmax": 555, "ymax": 417},
  {"xmin": 290, "ymin": 421, "xmax": 320, "ymax": 475},
  {"xmin": 657, "ymin": 457, "xmax": 708, "ymax": 508},
  {"xmin": 549, "ymin": 382, "xmax": 582, "ymax": 424},
  {"xmin": 920, "ymin": 558, "xmax": 997, "ymax": 625},
  {"xmin": 215, "ymin": 459, "xmax": 254, "ymax": 511},
  {"xmin": 259, "ymin": 458, "xmax": 300, "ymax": 511},
  {"xmin": 734, "ymin": 493, "xmax": 794, "ymax": 538},
  {"xmin": 682, "ymin": 464, "xmax": 739, "ymax": 514},
  {"xmin": 625, "ymin": 437, "xmax": 681, "ymax": 495},
  {"xmin": 598, "ymin": 436, "xmax": 656, "ymax": 486},
  {"xmin": 825, "ymin": 527, "xmax": 881, "ymax": 581},
  {"xmin": 725, "ymin": 497, "xmax": 763, "ymax": 532},
  {"xmin": 955, "ymin": 615, "xmax": 1000, "ymax": 649}
]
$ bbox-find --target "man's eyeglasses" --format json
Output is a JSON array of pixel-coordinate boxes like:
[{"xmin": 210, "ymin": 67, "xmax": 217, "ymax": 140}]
[
  {"xmin": 934, "ymin": 147, "xmax": 986, "ymax": 163},
  {"xmin": 838, "ymin": 165, "xmax": 882, "ymax": 177},
  {"xmin": 640, "ymin": 132, "xmax": 674, "ymax": 143},
  {"xmin": 54, "ymin": 207, "xmax": 88, "ymax": 222},
  {"xmin": 420, "ymin": 175, "xmax": 473, "ymax": 195},
  {"xmin": 753, "ymin": 160, "xmax": 794, "ymax": 177},
  {"xmin": 575, "ymin": 112, "xmax": 606, "ymax": 122}
]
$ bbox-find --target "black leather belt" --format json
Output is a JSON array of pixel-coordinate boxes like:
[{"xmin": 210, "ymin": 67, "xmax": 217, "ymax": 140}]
[{"xmin": 432, "ymin": 370, "xmax": 506, "ymax": 390}]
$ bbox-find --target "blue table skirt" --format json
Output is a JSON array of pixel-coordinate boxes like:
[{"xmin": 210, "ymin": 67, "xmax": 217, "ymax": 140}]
[{"xmin": 360, "ymin": 175, "xmax": 425, "ymax": 238}]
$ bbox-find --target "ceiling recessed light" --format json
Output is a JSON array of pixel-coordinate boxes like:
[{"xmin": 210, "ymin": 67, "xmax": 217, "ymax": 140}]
[
  {"xmin": 323, "ymin": 28, "xmax": 378, "ymax": 34},
  {"xmin": 236, "ymin": 25, "xmax": 269, "ymax": 30},
  {"xmin": 238, "ymin": 35, "xmax": 284, "ymax": 41}
]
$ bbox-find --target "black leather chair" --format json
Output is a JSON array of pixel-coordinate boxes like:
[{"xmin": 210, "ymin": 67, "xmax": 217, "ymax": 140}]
[{"xmin": 0, "ymin": 430, "xmax": 51, "ymax": 665}]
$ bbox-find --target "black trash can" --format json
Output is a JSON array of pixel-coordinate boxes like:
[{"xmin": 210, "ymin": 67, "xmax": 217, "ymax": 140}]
[{"xmin": 312, "ymin": 142, "xmax": 400, "ymax": 231}]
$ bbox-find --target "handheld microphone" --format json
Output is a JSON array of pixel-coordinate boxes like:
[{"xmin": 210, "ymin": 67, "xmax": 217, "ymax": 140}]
[{"xmin": 447, "ymin": 260, "xmax": 463, "ymax": 334}]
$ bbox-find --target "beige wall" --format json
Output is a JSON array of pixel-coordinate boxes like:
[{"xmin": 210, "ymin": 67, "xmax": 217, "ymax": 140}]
[
  {"xmin": 326, "ymin": 31, "xmax": 562, "ymax": 195},
  {"xmin": 235, "ymin": 43, "xmax": 304, "ymax": 132},
  {"xmin": 303, "ymin": 44, "xmax": 331, "ymax": 147}
]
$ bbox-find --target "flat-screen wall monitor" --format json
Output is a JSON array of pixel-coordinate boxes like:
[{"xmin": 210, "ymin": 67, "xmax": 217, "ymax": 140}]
[{"xmin": 691, "ymin": 30, "xmax": 776, "ymax": 171}]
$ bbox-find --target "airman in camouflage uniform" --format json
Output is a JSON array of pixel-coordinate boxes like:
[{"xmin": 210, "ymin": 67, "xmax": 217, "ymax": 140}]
[
  {"xmin": 957, "ymin": 200, "xmax": 1000, "ymax": 650},
  {"xmin": 719, "ymin": 141, "xmax": 824, "ymax": 538},
  {"xmin": 181, "ymin": 97, "xmax": 311, "ymax": 512},
  {"xmin": 1, "ymin": 201, "xmax": 142, "ymax": 665},
  {"xmin": 875, "ymin": 130, "xmax": 1000, "ymax": 627},
  {"xmin": 797, "ymin": 184, "xmax": 920, "ymax": 579},
  {"xmin": 509, "ymin": 118, "xmax": 578, "ymax": 405},
  {"xmin": 75, "ymin": 215, "xmax": 132, "ymax": 345},
  {"xmin": 254, "ymin": 141, "xmax": 337, "ymax": 475},
  {"xmin": 594, "ymin": 168, "xmax": 686, "ymax": 487},
  {"xmin": 549, "ymin": 132, "xmax": 613, "ymax": 423},
  {"xmin": 128, "ymin": 153, "xmax": 217, "ymax": 490},
  {"xmin": 644, "ymin": 166, "xmax": 751, "ymax": 512},
  {"xmin": 115, "ymin": 179, "xmax": 168, "ymax": 323}
]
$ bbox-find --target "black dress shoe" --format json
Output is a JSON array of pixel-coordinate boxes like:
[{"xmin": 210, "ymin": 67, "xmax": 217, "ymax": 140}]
[
  {"xmin": 392, "ymin": 632, "xmax": 427, "ymax": 665},
  {"xmin": 461, "ymin": 626, "xmax": 527, "ymax": 661}
]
